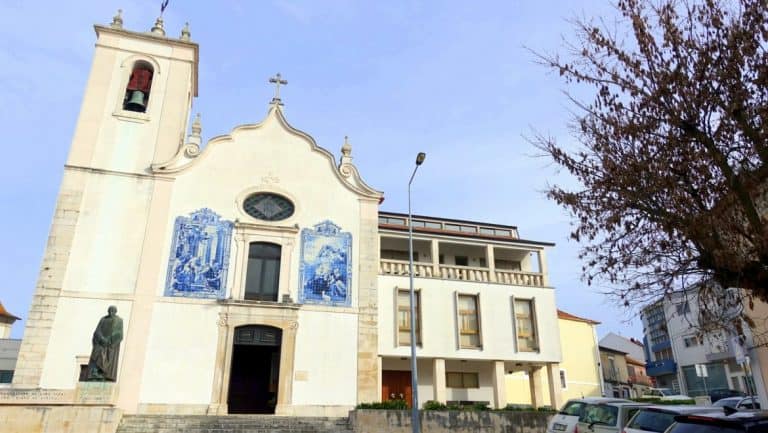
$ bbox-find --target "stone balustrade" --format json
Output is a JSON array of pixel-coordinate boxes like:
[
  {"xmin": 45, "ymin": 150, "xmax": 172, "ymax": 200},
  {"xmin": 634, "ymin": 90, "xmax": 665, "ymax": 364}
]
[
  {"xmin": 379, "ymin": 259, "xmax": 545, "ymax": 287},
  {"xmin": 494, "ymin": 269, "xmax": 544, "ymax": 286}
]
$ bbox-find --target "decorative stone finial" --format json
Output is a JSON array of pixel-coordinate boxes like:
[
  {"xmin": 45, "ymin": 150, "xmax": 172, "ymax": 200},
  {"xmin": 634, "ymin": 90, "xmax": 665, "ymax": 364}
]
[
  {"xmin": 111, "ymin": 9, "xmax": 124, "ymax": 29},
  {"xmin": 339, "ymin": 136, "xmax": 354, "ymax": 171},
  {"xmin": 341, "ymin": 136, "xmax": 352, "ymax": 157},
  {"xmin": 151, "ymin": 16, "xmax": 166, "ymax": 36},
  {"xmin": 180, "ymin": 22, "xmax": 191, "ymax": 41},
  {"xmin": 191, "ymin": 113, "xmax": 202, "ymax": 136}
]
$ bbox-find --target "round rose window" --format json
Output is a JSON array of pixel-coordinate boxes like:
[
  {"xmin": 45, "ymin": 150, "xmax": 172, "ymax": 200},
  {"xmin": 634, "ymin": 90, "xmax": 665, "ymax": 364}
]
[{"xmin": 242, "ymin": 193, "xmax": 295, "ymax": 221}]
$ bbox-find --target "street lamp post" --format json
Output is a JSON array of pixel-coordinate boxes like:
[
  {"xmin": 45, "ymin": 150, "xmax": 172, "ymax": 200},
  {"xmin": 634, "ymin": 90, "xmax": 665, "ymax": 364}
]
[{"xmin": 408, "ymin": 152, "xmax": 426, "ymax": 433}]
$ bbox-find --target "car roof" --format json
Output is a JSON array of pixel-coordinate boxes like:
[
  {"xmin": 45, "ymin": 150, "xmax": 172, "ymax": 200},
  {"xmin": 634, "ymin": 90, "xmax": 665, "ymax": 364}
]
[
  {"xmin": 568, "ymin": 397, "xmax": 632, "ymax": 404},
  {"xmin": 641, "ymin": 405, "xmax": 724, "ymax": 414},
  {"xmin": 585, "ymin": 401, "xmax": 649, "ymax": 407},
  {"xmin": 675, "ymin": 411, "xmax": 768, "ymax": 426}
]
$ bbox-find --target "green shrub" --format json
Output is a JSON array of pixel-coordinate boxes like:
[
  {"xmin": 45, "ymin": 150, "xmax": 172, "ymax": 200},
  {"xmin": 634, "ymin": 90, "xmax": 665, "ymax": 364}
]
[
  {"xmin": 356, "ymin": 400, "xmax": 409, "ymax": 410},
  {"xmin": 423, "ymin": 400, "xmax": 448, "ymax": 410},
  {"xmin": 471, "ymin": 402, "xmax": 490, "ymax": 411},
  {"xmin": 537, "ymin": 405, "xmax": 555, "ymax": 412},
  {"xmin": 502, "ymin": 404, "xmax": 534, "ymax": 411}
]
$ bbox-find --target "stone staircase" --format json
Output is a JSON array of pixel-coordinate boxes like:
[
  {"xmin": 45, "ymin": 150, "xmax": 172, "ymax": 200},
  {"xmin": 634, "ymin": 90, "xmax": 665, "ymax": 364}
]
[{"xmin": 116, "ymin": 415, "xmax": 354, "ymax": 433}]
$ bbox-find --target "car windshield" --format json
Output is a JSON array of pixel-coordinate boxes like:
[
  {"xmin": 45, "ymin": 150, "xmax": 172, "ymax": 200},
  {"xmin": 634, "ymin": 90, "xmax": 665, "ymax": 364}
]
[
  {"xmin": 560, "ymin": 401, "xmax": 584, "ymax": 416},
  {"xmin": 627, "ymin": 410, "xmax": 676, "ymax": 432},
  {"xmin": 580, "ymin": 404, "xmax": 618, "ymax": 426},
  {"xmin": 714, "ymin": 398, "xmax": 740, "ymax": 407},
  {"xmin": 668, "ymin": 424, "xmax": 742, "ymax": 433}
]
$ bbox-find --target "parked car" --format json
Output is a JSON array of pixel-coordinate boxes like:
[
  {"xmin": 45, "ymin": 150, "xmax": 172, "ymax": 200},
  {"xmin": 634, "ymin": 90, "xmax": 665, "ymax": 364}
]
[
  {"xmin": 715, "ymin": 396, "xmax": 762, "ymax": 410},
  {"xmin": 575, "ymin": 401, "xmax": 649, "ymax": 433},
  {"xmin": 641, "ymin": 387, "xmax": 691, "ymax": 401},
  {"xmin": 545, "ymin": 397, "xmax": 630, "ymax": 433},
  {"xmin": 623, "ymin": 405, "xmax": 724, "ymax": 433},
  {"xmin": 710, "ymin": 388, "xmax": 747, "ymax": 403},
  {"xmin": 666, "ymin": 411, "xmax": 768, "ymax": 432}
]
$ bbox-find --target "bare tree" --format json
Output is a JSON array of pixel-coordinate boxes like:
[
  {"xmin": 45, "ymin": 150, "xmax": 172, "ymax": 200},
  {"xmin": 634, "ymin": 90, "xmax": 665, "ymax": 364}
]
[{"xmin": 535, "ymin": 0, "xmax": 768, "ymax": 339}]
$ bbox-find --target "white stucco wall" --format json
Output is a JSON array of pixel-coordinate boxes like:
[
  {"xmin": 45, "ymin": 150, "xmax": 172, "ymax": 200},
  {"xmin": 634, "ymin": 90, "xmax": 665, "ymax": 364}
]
[
  {"xmin": 40, "ymin": 297, "xmax": 132, "ymax": 389},
  {"xmin": 378, "ymin": 274, "xmax": 561, "ymax": 363},
  {"xmin": 63, "ymin": 174, "xmax": 153, "ymax": 295},
  {"xmin": 158, "ymin": 110, "xmax": 363, "ymax": 304},
  {"xmin": 138, "ymin": 302, "xmax": 220, "ymax": 404},
  {"xmin": 292, "ymin": 310, "xmax": 358, "ymax": 406}
]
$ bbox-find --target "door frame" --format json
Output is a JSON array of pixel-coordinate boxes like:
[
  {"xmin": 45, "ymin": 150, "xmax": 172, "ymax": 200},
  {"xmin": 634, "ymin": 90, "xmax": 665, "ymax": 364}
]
[{"xmin": 208, "ymin": 302, "xmax": 299, "ymax": 415}]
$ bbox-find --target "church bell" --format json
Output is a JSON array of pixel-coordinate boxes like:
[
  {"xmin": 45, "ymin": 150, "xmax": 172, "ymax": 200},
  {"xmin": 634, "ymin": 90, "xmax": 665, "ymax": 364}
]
[{"xmin": 125, "ymin": 90, "xmax": 146, "ymax": 112}]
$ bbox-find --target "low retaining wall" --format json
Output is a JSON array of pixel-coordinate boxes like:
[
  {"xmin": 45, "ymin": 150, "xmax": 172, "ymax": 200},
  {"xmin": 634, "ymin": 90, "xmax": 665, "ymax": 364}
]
[
  {"xmin": 0, "ymin": 405, "xmax": 122, "ymax": 433},
  {"xmin": 349, "ymin": 409, "xmax": 553, "ymax": 433}
]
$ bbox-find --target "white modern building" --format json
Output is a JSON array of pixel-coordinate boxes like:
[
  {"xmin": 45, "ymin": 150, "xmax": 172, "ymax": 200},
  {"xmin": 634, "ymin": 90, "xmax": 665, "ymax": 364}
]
[
  {"xmin": 2, "ymin": 13, "xmax": 564, "ymax": 418},
  {"xmin": 641, "ymin": 290, "xmax": 767, "ymax": 404},
  {"xmin": 377, "ymin": 212, "xmax": 562, "ymax": 409}
]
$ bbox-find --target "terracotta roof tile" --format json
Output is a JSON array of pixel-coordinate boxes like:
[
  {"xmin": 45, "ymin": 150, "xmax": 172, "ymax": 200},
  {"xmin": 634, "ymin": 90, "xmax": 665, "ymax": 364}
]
[
  {"xmin": 558, "ymin": 309, "xmax": 601, "ymax": 325},
  {"xmin": 0, "ymin": 301, "xmax": 20, "ymax": 321}
]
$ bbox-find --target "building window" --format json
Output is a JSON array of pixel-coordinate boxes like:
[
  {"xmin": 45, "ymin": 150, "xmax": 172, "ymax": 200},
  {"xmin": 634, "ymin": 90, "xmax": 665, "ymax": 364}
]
[
  {"xmin": 382, "ymin": 249, "xmax": 418, "ymax": 262},
  {"xmin": 242, "ymin": 193, "xmax": 295, "ymax": 221},
  {"xmin": 455, "ymin": 256, "xmax": 469, "ymax": 266},
  {"xmin": 457, "ymin": 294, "xmax": 481, "ymax": 348},
  {"xmin": 560, "ymin": 370, "xmax": 567, "ymax": 389},
  {"xmin": 0, "ymin": 370, "xmax": 12, "ymax": 383},
  {"xmin": 495, "ymin": 259, "xmax": 521, "ymax": 271},
  {"xmin": 244, "ymin": 242, "xmax": 281, "ymax": 301},
  {"xmin": 446, "ymin": 372, "xmax": 479, "ymax": 388},
  {"xmin": 397, "ymin": 289, "xmax": 421, "ymax": 346},
  {"xmin": 379, "ymin": 216, "xmax": 406, "ymax": 226},
  {"xmin": 514, "ymin": 298, "xmax": 538, "ymax": 352},
  {"xmin": 676, "ymin": 301, "xmax": 691, "ymax": 315},
  {"xmin": 654, "ymin": 347, "xmax": 673, "ymax": 361},
  {"xmin": 123, "ymin": 61, "xmax": 154, "ymax": 113},
  {"xmin": 683, "ymin": 336, "xmax": 701, "ymax": 348}
]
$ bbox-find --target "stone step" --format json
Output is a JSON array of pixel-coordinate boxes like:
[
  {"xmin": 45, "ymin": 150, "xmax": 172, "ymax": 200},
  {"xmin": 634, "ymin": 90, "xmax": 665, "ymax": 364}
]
[{"xmin": 116, "ymin": 415, "xmax": 353, "ymax": 433}]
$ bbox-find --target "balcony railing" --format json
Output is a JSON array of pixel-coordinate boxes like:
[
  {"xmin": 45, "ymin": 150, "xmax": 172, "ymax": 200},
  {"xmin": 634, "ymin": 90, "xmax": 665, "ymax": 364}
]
[
  {"xmin": 629, "ymin": 374, "xmax": 653, "ymax": 386},
  {"xmin": 603, "ymin": 368, "xmax": 627, "ymax": 384},
  {"xmin": 646, "ymin": 359, "xmax": 677, "ymax": 377},
  {"xmin": 378, "ymin": 259, "xmax": 545, "ymax": 287}
]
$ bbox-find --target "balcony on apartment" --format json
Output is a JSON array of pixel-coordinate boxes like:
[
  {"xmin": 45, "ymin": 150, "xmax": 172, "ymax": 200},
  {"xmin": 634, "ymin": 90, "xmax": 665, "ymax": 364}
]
[
  {"xmin": 628, "ymin": 373, "xmax": 653, "ymax": 386},
  {"xmin": 646, "ymin": 359, "xmax": 677, "ymax": 377},
  {"xmin": 378, "ymin": 212, "xmax": 552, "ymax": 287}
]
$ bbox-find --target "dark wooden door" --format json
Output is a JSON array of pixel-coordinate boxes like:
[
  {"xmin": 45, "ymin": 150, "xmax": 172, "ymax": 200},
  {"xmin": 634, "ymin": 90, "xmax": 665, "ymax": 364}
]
[{"xmin": 382, "ymin": 370, "xmax": 412, "ymax": 407}]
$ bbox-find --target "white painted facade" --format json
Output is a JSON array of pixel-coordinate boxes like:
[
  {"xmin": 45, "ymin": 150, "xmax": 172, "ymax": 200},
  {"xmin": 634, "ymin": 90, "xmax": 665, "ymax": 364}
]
[
  {"xmin": 7, "ymin": 15, "xmax": 563, "ymax": 416},
  {"xmin": 377, "ymin": 220, "xmax": 562, "ymax": 409}
]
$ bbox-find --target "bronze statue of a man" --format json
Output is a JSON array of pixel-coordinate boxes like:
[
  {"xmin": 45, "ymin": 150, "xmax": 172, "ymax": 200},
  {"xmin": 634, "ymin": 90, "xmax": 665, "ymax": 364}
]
[{"xmin": 86, "ymin": 305, "xmax": 123, "ymax": 381}]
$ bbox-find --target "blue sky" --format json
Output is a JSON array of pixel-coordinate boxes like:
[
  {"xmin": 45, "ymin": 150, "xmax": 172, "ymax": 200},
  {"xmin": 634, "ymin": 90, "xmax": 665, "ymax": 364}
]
[{"xmin": 0, "ymin": 0, "xmax": 642, "ymax": 340}]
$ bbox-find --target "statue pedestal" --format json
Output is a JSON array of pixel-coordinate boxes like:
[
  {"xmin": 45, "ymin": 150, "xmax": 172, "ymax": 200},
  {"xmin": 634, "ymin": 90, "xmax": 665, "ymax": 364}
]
[{"xmin": 75, "ymin": 381, "xmax": 118, "ymax": 405}]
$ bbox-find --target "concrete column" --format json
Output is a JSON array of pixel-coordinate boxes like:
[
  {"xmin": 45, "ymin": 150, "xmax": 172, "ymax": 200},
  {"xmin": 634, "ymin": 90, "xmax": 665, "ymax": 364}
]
[
  {"xmin": 538, "ymin": 249, "xmax": 549, "ymax": 286},
  {"xmin": 486, "ymin": 245, "xmax": 496, "ymax": 282},
  {"xmin": 433, "ymin": 358, "xmax": 446, "ymax": 403},
  {"xmin": 547, "ymin": 363, "xmax": 563, "ymax": 410},
  {"xmin": 431, "ymin": 239, "xmax": 440, "ymax": 276},
  {"xmin": 491, "ymin": 360, "xmax": 507, "ymax": 409},
  {"xmin": 528, "ymin": 366, "xmax": 544, "ymax": 409}
]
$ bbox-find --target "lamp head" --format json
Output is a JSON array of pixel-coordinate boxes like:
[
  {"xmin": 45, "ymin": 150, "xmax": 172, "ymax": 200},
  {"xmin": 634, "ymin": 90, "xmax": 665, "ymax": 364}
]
[{"xmin": 415, "ymin": 152, "xmax": 426, "ymax": 166}]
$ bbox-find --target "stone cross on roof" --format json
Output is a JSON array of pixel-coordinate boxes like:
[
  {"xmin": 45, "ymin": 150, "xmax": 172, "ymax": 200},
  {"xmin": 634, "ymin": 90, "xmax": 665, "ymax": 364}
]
[{"xmin": 269, "ymin": 73, "xmax": 288, "ymax": 104}]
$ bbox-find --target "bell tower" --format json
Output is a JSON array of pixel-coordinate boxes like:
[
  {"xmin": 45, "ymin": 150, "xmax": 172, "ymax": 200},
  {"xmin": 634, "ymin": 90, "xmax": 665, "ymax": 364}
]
[
  {"xmin": 66, "ymin": 11, "xmax": 198, "ymax": 172},
  {"xmin": 12, "ymin": 11, "xmax": 199, "ymax": 413}
]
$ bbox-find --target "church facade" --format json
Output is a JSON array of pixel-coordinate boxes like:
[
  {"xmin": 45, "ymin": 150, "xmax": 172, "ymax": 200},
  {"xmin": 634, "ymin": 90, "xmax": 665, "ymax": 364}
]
[{"xmin": 8, "ymin": 14, "xmax": 563, "ymax": 417}]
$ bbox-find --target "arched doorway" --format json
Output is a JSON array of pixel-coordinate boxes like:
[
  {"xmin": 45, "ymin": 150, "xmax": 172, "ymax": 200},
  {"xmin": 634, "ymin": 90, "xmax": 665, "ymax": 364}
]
[{"xmin": 227, "ymin": 325, "xmax": 282, "ymax": 414}]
